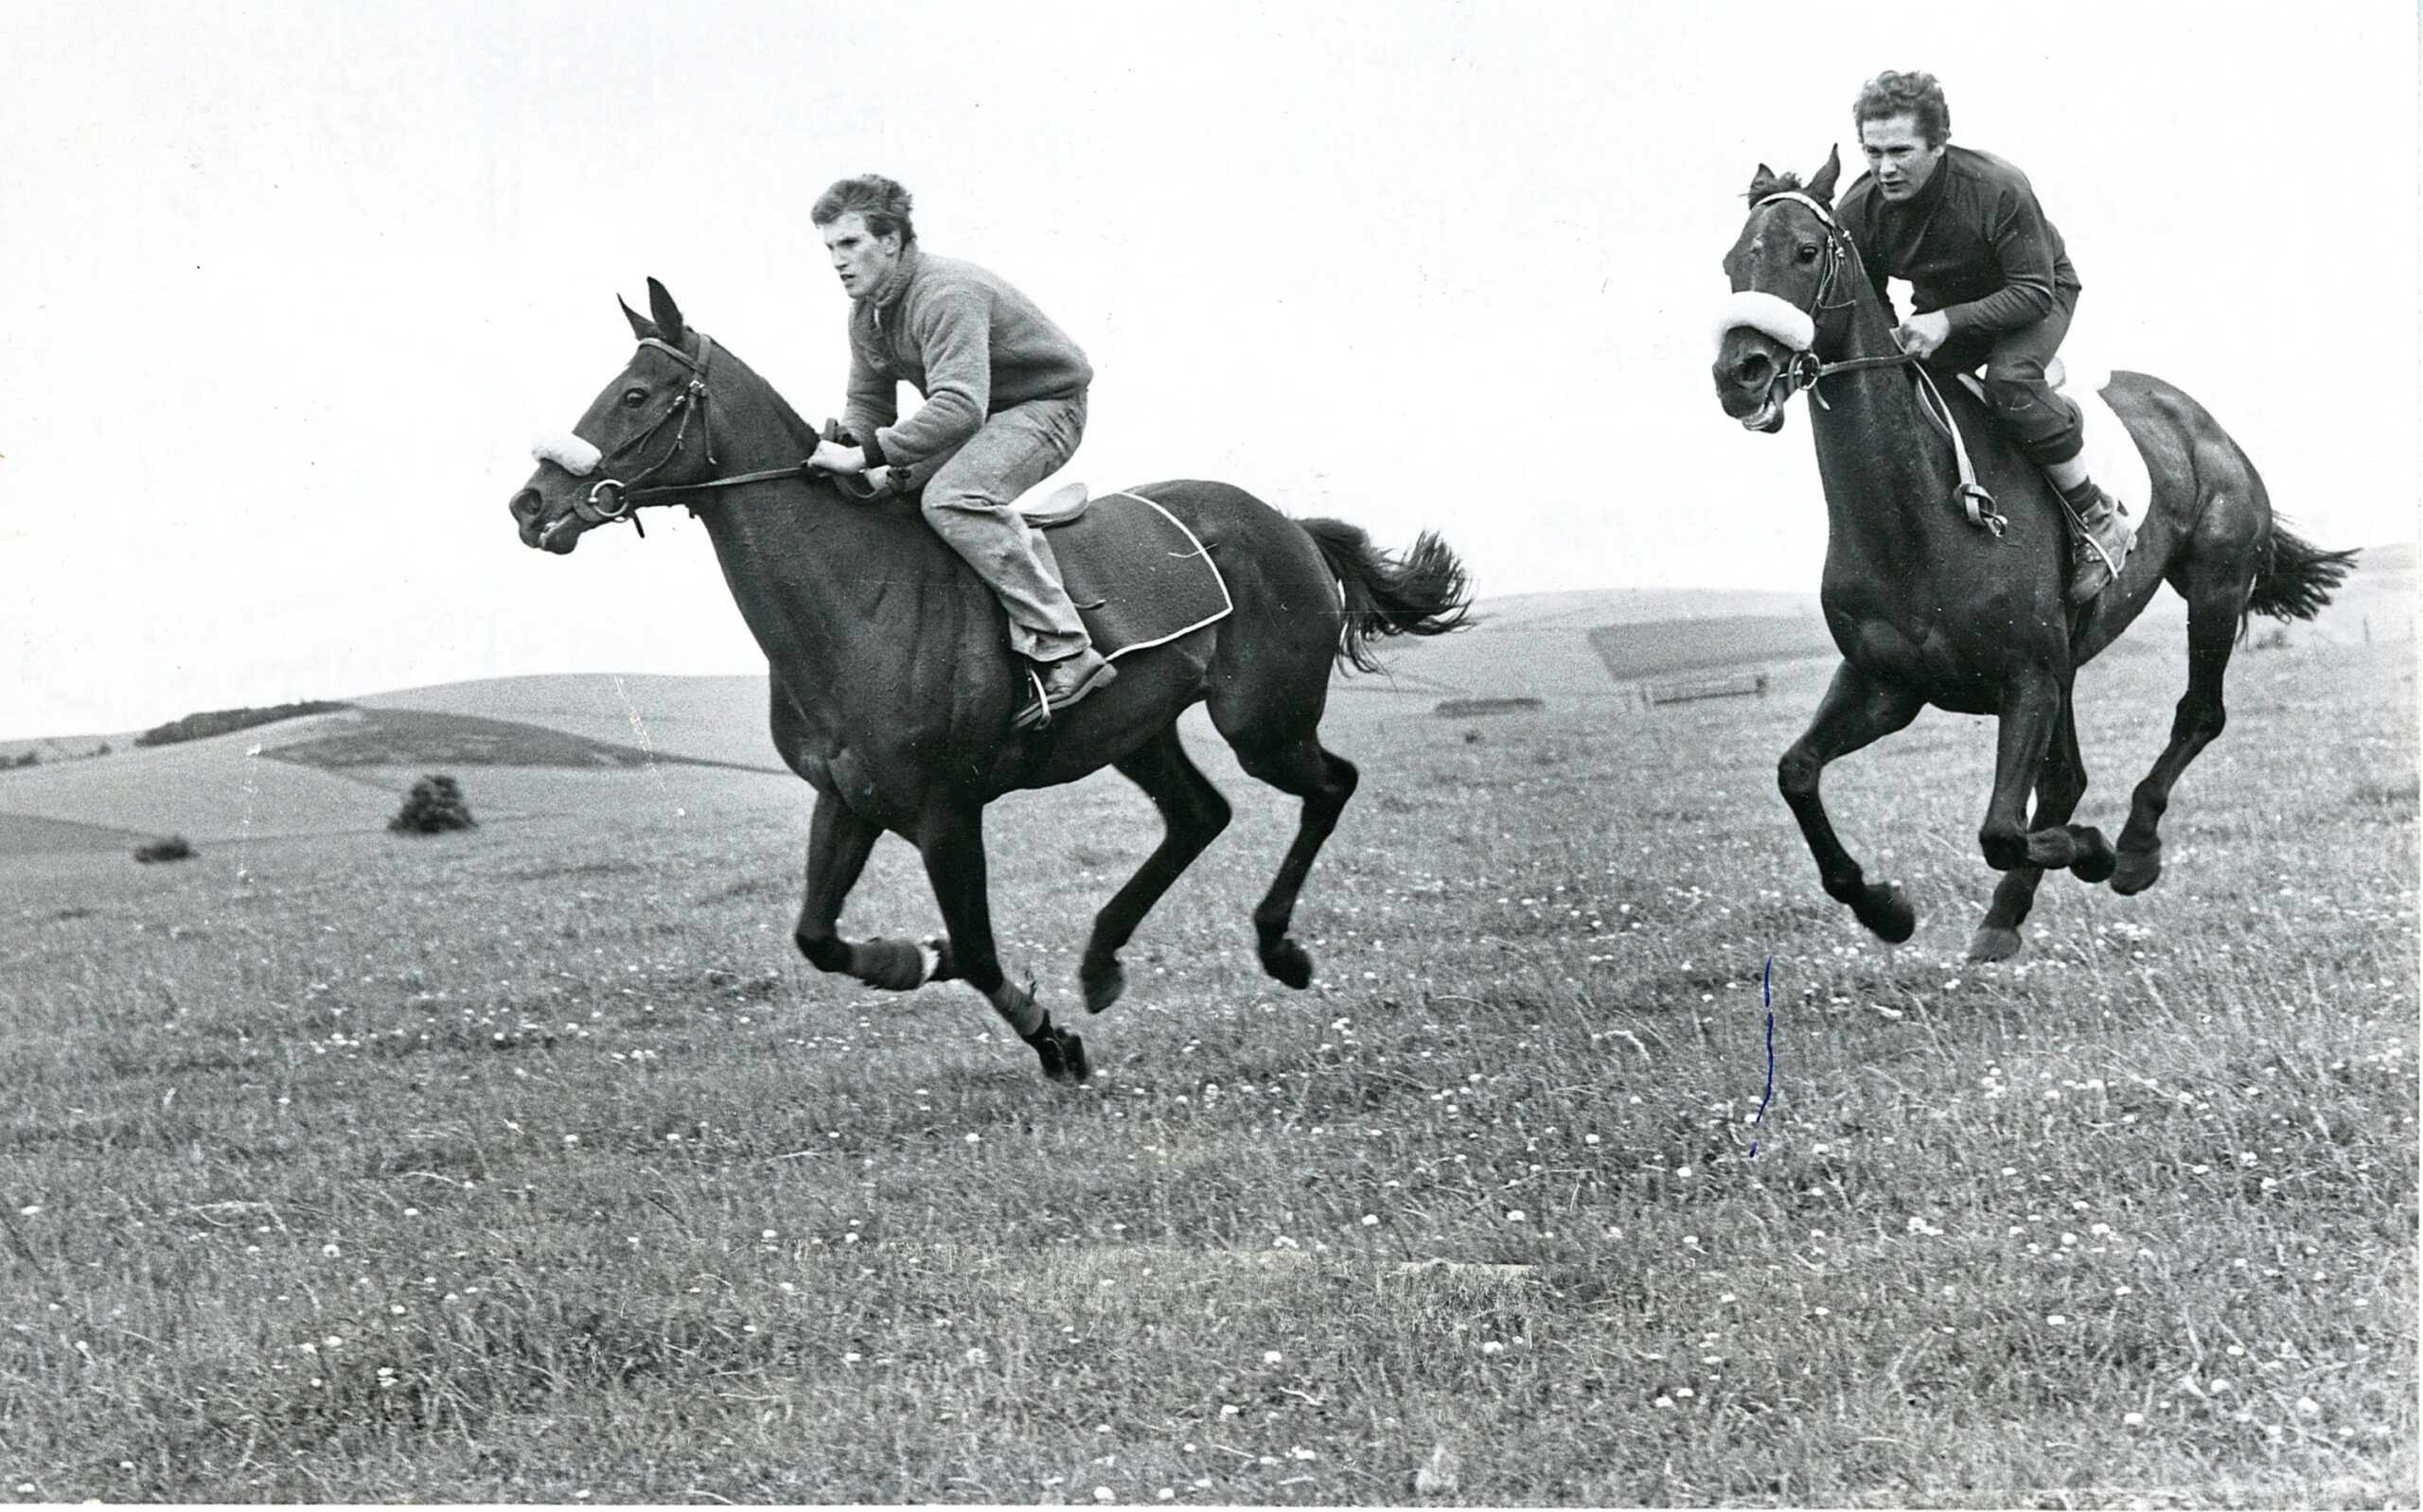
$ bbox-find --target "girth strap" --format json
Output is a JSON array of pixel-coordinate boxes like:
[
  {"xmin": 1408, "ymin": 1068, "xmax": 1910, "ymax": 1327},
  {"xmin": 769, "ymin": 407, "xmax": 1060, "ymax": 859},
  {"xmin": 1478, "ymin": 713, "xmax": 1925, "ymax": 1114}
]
[{"xmin": 1908, "ymin": 364, "xmax": 2007, "ymax": 537}]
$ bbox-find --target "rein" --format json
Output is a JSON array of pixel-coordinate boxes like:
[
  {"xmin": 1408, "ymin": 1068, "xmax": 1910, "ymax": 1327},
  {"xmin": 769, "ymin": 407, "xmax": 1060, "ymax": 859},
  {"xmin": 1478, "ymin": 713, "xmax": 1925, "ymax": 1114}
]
[
  {"xmin": 1742, "ymin": 190, "xmax": 2007, "ymax": 537},
  {"xmin": 563, "ymin": 333, "xmax": 856, "ymax": 536}
]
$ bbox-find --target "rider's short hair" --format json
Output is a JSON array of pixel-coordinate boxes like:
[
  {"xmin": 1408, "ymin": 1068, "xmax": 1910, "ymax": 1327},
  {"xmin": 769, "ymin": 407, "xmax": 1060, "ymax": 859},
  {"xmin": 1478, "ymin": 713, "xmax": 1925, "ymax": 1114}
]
[
  {"xmin": 1853, "ymin": 71, "xmax": 1951, "ymax": 148},
  {"xmin": 812, "ymin": 175, "xmax": 917, "ymax": 244}
]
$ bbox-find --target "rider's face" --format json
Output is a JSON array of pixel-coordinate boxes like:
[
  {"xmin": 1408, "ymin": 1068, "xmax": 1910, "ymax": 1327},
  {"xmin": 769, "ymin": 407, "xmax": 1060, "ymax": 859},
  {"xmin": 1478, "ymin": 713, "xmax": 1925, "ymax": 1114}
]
[
  {"xmin": 1860, "ymin": 114, "xmax": 1945, "ymax": 202},
  {"xmin": 822, "ymin": 212, "xmax": 905, "ymax": 301}
]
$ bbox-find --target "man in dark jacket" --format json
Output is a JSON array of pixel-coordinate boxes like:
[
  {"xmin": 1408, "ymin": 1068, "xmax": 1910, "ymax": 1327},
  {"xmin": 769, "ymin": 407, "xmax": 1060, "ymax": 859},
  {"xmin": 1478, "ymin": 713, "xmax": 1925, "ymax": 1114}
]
[
  {"xmin": 806, "ymin": 174, "xmax": 1114, "ymax": 726},
  {"xmin": 1837, "ymin": 71, "xmax": 2131, "ymax": 603}
]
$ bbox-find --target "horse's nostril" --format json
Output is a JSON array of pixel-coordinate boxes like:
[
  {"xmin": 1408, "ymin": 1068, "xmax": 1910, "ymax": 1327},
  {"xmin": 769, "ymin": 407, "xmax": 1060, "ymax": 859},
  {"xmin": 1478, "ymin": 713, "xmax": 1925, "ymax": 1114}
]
[
  {"xmin": 510, "ymin": 486, "xmax": 541, "ymax": 522},
  {"xmin": 1735, "ymin": 355, "xmax": 1772, "ymax": 386}
]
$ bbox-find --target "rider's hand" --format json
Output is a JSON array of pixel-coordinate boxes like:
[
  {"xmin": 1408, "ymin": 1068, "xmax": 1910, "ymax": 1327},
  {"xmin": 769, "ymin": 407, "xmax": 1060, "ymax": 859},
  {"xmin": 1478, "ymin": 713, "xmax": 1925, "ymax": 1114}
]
[
  {"xmin": 1893, "ymin": 310, "xmax": 1952, "ymax": 359},
  {"xmin": 807, "ymin": 440, "xmax": 867, "ymax": 474},
  {"xmin": 865, "ymin": 466, "xmax": 894, "ymax": 494}
]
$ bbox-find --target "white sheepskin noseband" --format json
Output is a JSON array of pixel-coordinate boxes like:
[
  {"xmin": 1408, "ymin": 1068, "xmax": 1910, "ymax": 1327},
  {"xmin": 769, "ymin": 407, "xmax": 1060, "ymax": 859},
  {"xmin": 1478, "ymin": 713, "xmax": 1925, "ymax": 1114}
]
[
  {"xmin": 531, "ymin": 431, "xmax": 602, "ymax": 477},
  {"xmin": 1713, "ymin": 290, "xmax": 1815, "ymax": 355}
]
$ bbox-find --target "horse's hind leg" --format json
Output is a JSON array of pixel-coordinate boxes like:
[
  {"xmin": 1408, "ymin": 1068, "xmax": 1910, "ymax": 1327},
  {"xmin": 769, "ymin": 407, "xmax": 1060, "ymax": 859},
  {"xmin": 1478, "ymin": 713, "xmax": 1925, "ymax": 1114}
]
[
  {"xmin": 1223, "ymin": 730, "xmax": 1358, "ymax": 991},
  {"xmin": 1779, "ymin": 664, "xmax": 1926, "ymax": 941},
  {"xmin": 1079, "ymin": 727, "xmax": 1233, "ymax": 1013},
  {"xmin": 2112, "ymin": 573, "xmax": 2241, "ymax": 895},
  {"xmin": 1970, "ymin": 700, "xmax": 2110, "ymax": 961}
]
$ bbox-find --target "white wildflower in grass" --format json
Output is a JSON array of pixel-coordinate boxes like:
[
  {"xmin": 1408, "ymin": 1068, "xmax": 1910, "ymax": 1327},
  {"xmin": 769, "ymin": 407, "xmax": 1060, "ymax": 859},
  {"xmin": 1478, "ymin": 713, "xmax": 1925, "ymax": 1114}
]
[
  {"xmin": 1654, "ymin": 1395, "xmax": 1675, "ymax": 1408},
  {"xmin": 1264, "ymin": 1350, "xmax": 1283, "ymax": 1364},
  {"xmin": 1362, "ymin": 1215, "xmax": 1379, "ymax": 1226},
  {"xmin": 1220, "ymin": 1405, "xmax": 1240, "ymax": 1417},
  {"xmin": 2297, "ymin": 1398, "xmax": 2322, "ymax": 1415},
  {"xmin": 2046, "ymin": 1314, "xmax": 2068, "ymax": 1326},
  {"xmin": 1158, "ymin": 1491, "xmax": 1174, "ymax": 1502},
  {"xmin": 321, "ymin": 1244, "xmax": 341, "ymax": 1258},
  {"xmin": 843, "ymin": 1352, "xmax": 860, "ymax": 1363},
  {"xmin": 1720, "ymin": 1292, "xmax": 1736, "ymax": 1303},
  {"xmin": 2209, "ymin": 1378, "xmax": 2234, "ymax": 1393},
  {"xmin": 965, "ymin": 1133, "xmax": 981, "ymax": 1144},
  {"xmin": 2124, "ymin": 1412, "xmax": 2146, "ymax": 1426},
  {"xmin": 1480, "ymin": 1341, "xmax": 1503, "ymax": 1355},
  {"xmin": 1093, "ymin": 1487, "xmax": 1114, "ymax": 1502},
  {"xmin": 402, "ymin": 1207, "xmax": 419, "ymax": 1218},
  {"xmin": 1506, "ymin": 1210, "xmax": 1526, "ymax": 1222},
  {"xmin": 562, "ymin": 1134, "xmax": 578, "ymax": 1147}
]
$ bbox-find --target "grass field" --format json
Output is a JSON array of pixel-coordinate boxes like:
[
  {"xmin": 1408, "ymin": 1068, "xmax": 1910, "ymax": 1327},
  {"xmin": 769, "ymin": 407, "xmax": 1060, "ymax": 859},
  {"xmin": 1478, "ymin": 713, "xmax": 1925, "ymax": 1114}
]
[{"xmin": 0, "ymin": 619, "xmax": 2413, "ymax": 1504}]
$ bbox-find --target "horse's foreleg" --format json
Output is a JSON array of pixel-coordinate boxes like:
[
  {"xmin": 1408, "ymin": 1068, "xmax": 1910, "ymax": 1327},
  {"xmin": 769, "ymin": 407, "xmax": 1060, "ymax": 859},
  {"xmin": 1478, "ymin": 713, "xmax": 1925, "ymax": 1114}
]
[
  {"xmin": 1971, "ymin": 700, "xmax": 2108, "ymax": 961},
  {"xmin": 1979, "ymin": 670, "xmax": 2109, "ymax": 875},
  {"xmin": 1081, "ymin": 728, "xmax": 1233, "ymax": 1013},
  {"xmin": 1230, "ymin": 736, "xmax": 1359, "ymax": 991},
  {"xmin": 2112, "ymin": 588, "xmax": 2237, "ymax": 895},
  {"xmin": 1778, "ymin": 665, "xmax": 1925, "ymax": 941},
  {"xmin": 914, "ymin": 802, "xmax": 1088, "ymax": 1082},
  {"xmin": 789, "ymin": 793, "xmax": 922, "ymax": 984}
]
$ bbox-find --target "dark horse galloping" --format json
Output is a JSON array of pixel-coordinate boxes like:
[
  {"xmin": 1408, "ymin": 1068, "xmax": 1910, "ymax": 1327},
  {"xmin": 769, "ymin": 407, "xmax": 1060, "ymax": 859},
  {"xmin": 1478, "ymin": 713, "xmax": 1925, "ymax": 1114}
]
[
  {"xmin": 511, "ymin": 281, "xmax": 1468, "ymax": 1079},
  {"xmin": 1712, "ymin": 151, "xmax": 2353, "ymax": 961}
]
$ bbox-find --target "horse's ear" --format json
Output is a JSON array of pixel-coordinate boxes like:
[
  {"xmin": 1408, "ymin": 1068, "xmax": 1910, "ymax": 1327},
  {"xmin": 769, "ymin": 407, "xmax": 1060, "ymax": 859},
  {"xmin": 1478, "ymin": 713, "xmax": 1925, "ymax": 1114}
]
[
  {"xmin": 646, "ymin": 277, "xmax": 687, "ymax": 344},
  {"xmin": 620, "ymin": 294, "xmax": 657, "ymax": 341},
  {"xmin": 1807, "ymin": 145, "xmax": 1843, "ymax": 205},
  {"xmin": 1747, "ymin": 162, "xmax": 1781, "ymax": 200}
]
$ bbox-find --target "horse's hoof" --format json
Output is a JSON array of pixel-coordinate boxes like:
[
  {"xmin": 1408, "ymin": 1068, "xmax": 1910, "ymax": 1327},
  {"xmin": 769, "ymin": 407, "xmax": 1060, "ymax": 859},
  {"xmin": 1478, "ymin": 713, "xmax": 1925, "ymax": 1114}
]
[
  {"xmin": 2111, "ymin": 846, "xmax": 2162, "ymax": 896},
  {"xmin": 1966, "ymin": 925, "xmax": 2024, "ymax": 963},
  {"xmin": 2070, "ymin": 829, "xmax": 2117, "ymax": 885},
  {"xmin": 1857, "ymin": 885, "xmax": 1916, "ymax": 944},
  {"xmin": 1260, "ymin": 936, "xmax": 1314, "ymax": 990},
  {"xmin": 1080, "ymin": 954, "xmax": 1125, "ymax": 1014},
  {"xmin": 1029, "ymin": 1025, "xmax": 1090, "ymax": 1082}
]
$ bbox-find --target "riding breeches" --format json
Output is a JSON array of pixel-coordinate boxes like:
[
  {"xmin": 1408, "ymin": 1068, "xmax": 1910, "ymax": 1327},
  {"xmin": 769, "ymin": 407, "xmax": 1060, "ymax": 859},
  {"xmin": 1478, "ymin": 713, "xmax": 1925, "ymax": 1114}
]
[
  {"xmin": 1929, "ymin": 284, "xmax": 2083, "ymax": 467},
  {"xmin": 919, "ymin": 394, "xmax": 1091, "ymax": 664}
]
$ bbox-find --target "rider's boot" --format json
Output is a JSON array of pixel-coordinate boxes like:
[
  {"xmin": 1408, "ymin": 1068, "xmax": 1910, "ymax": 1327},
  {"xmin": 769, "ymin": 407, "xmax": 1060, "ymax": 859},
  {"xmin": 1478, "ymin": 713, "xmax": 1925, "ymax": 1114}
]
[
  {"xmin": 2057, "ymin": 477, "xmax": 2134, "ymax": 605},
  {"xmin": 1014, "ymin": 646, "xmax": 1117, "ymax": 730}
]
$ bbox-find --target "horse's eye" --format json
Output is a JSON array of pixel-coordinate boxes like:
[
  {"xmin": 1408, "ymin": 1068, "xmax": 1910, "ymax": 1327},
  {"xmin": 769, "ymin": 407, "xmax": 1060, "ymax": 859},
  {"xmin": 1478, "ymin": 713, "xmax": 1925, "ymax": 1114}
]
[
  {"xmin": 1798, "ymin": 244, "xmax": 1821, "ymax": 262},
  {"xmin": 620, "ymin": 388, "xmax": 648, "ymax": 408}
]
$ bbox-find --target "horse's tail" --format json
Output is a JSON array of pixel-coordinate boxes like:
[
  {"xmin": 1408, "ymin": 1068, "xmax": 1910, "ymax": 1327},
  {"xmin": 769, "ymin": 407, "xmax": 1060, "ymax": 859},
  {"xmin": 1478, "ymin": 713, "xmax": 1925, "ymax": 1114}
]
[
  {"xmin": 1297, "ymin": 517, "xmax": 1472, "ymax": 673},
  {"xmin": 2247, "ymin": 522, "xmax": 2359, "ymax": 624}
]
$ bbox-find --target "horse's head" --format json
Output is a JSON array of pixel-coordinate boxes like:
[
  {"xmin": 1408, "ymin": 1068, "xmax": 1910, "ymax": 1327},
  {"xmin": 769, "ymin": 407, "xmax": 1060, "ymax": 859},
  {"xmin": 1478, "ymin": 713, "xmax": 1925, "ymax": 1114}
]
[
  {"xmin": 1712, "ymin": 148, "xmax": 1846, "ymax": 434},
  {"xmin": 510, "ymin": 278, "xmax": 723, "ymax": 554}
]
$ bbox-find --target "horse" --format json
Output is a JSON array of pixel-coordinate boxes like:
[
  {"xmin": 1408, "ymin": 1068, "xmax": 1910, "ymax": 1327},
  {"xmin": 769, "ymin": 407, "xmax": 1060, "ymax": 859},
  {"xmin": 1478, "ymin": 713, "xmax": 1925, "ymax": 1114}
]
[
  {"xmin": 509, "ymin": 280, "xmax": 1470, "ymax": 1080},
  {"xmin": 1710, "ymin": 149, "xmax": 2354, "ymax": 962}
]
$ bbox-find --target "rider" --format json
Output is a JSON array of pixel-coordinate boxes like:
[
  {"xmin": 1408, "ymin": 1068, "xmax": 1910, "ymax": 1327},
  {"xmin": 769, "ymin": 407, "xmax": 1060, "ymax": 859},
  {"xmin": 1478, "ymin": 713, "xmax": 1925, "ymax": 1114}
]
[
  {"xmin": 1835, "ymin": 71, "xmax": 2133, "ymax": 604},
  {"xmin": 805, "ymin": 174, "xmax": 1115, "ymax": 726}
]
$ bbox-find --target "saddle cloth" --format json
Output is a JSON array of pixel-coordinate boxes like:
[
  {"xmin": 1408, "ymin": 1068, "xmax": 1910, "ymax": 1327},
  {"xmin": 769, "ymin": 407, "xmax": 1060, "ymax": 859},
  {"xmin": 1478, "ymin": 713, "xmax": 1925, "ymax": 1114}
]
[
  {"xmin": 1955, "ymin": 356, "xmax": 2155, "ymax": 519},
  {"xmin": 1018, "ymin": 485, "xmax": 1233, "ymax": 661}
]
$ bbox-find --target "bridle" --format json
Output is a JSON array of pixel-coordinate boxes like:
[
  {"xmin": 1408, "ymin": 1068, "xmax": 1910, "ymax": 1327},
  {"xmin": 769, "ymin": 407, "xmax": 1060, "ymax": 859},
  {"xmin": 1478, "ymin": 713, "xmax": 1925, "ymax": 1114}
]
[
  {"xmin": 560, "ymin": 333, "xmax": 857, "ymax": 536},
  {"xmin": 1746, "ymin": 190, "xmax": 1917, "ymax": 406},
  {"xmin": 1731, "ymin": 190, "xmax": 2007, "ymax": 536}
]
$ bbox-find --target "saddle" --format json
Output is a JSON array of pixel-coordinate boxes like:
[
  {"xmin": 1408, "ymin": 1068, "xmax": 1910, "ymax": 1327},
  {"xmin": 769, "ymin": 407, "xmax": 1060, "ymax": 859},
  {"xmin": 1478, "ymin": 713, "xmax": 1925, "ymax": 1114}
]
[{"xmin": 1016, "ymin": 484, "xmax": 1233, "ymax": 661}]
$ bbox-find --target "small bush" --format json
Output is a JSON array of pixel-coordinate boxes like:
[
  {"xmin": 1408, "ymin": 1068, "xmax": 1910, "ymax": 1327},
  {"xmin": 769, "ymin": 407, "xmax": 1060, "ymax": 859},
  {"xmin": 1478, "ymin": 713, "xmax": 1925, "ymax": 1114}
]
[
  {"xmin": 391, "ymin": 774, "xmax": 477, "ymax": 835},
  {"xmin": 133, "ymin": 835, "xmax": 194, "ymax": 864}
]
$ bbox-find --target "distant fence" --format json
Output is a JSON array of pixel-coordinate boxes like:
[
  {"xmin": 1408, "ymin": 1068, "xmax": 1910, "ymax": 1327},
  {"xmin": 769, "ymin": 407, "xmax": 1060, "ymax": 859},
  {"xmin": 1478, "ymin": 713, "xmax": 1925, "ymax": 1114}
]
[
  {"xmin": 1435, "ymin": 696, "xmax": 1545, "ymax": 718},
  {"xmin": 1640, "ymin": 670, "xmax": 1769, "ymax": 707}
]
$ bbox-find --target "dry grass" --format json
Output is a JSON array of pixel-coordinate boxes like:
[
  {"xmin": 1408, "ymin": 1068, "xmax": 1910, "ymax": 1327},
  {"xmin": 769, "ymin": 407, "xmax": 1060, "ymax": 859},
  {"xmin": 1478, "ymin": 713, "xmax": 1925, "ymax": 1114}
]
[{"xmin": 0, "ymin": 636, "xmax": 2412, "ymax": 1505}]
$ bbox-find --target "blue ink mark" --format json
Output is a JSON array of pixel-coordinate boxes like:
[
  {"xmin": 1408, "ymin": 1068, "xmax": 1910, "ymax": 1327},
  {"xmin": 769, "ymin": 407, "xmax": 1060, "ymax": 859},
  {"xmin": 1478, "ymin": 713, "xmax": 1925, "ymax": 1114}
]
[{"xmin": 1750, "ymin": 955, "xmax": 1776, "ymax": 1155}]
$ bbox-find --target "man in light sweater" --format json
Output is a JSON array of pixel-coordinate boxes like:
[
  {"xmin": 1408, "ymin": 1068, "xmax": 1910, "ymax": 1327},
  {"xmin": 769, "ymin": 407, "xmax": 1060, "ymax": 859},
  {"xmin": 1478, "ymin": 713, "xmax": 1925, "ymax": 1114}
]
[
  {"xmin": 1836, "ymin": 71, "xmax": 2133, "ymax": 603},
  {"xmin": 805, "ymin": 174, "xmax": 1114, "ymax": 726}
]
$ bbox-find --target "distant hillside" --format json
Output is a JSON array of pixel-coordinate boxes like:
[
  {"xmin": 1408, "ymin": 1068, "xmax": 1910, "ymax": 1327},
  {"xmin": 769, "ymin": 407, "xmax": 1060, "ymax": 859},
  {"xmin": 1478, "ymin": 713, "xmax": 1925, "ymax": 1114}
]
[
  {"xmin": 269, "ymin": 708, "xmax": 778, "ymax": 774},
  {"xmin": 1364, "ymin": 585, "xmax": 1826, "ymax": 699}
]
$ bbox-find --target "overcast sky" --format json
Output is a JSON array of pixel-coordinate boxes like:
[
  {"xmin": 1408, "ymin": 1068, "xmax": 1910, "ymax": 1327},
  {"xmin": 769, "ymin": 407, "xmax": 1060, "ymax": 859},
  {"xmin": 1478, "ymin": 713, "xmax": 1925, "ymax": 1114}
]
[{"xmin": 2, "ymin": 1, "xmax": 2414, "ymax": 738}]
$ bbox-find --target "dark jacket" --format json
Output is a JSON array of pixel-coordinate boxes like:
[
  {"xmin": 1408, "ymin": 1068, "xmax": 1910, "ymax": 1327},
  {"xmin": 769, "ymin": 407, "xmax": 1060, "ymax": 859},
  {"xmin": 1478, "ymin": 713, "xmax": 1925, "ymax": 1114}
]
[
  {"xmin": 1838, "ymin": 145, "xmax": 2080, "ymax": 337},
  {"xmin": 840, "ymin": 245, "xmax": 1092, "ymax": 480}
]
